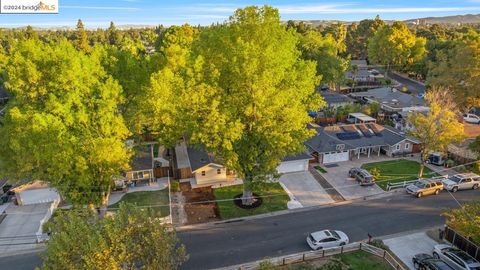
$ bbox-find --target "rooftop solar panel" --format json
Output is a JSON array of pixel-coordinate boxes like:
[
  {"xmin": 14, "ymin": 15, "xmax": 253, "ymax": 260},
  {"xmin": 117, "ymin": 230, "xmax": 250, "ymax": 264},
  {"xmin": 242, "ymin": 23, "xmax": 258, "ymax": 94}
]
[{"xmin": 336, "ymin": 132, "xmax": 361, "ymax": 140}]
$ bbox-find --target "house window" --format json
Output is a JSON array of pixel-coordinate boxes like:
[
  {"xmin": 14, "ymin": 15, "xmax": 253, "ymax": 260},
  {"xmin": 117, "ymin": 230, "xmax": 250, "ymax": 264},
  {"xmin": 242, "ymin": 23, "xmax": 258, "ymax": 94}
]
[
  {"xmin": 396, "ymin": 144, "xmax": 400, "ymax": 150},
  {"xmin": 405, "ymin": 143, "xmax": 410, "ymax": 150},
  {"xmin": 217, "ymin": 168, "xmax": 221, "ymax": 174},
  {"xmin": 201, "ymin": 171, "xmax": 206, "ymax": 176}
]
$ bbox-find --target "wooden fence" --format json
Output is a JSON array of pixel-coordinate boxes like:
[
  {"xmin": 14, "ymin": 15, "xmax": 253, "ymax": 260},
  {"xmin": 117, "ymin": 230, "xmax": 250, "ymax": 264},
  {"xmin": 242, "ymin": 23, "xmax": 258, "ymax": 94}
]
[
  {"xmin": 445, "ymin": 226, "xmax": 480, "ymax": 260},
  {"xmin": 213, "ymin": 242, "xmax": 406, "ymax": 270}
]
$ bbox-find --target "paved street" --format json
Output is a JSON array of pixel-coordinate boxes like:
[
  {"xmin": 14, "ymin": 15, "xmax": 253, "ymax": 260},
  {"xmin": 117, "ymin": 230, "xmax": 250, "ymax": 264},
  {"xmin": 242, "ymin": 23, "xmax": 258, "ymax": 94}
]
[
  {"xmin": 387, "ymin": 71, "xmax": 426, "ymax": 95},
  {"xmin": 0, "ymin": 190, "xmax": 478, "ymax": 270}
]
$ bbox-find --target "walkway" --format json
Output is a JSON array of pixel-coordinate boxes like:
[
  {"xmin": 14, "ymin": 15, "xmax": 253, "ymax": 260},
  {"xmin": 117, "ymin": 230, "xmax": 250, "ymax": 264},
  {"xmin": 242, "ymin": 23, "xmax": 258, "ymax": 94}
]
[
  {"xmin": 308, "ymin": 166, "xmax": 345, "ymax": 202},
  {"xmin": 108, "ymin": 178, "xmax": 169, "ymax": 205}
]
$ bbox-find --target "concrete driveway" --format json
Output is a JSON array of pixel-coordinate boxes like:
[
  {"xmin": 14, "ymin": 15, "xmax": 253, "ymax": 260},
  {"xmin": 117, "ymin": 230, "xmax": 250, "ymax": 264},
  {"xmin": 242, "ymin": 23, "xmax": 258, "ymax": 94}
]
[
  {"xmin": 321, "ymin": 156, "xmax": 391, "ymax": 200},
  {"xmin": 279, "ymin": 171, "xmax": 334, "ymax": 207},
  {"xmin": 383, "ymin": 231, "xmax": 439, "ymax": 270}
]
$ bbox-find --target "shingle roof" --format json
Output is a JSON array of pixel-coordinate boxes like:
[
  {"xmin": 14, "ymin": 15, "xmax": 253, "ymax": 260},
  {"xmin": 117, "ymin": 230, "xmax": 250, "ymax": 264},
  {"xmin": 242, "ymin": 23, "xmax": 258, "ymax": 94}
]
[
  {"xmin": 349, "ymin": 87, "xmax": 425, "ymax": 109},
  {"xmin": 283, "ymin": 152, "xmax": 312, "ymax": 161},
  {"xmin": 306, "ymin": 123, "xmax": 411, "ymax": 153},
  {"xmin": 131, "ymin": 144, "xmax": 153, "ymax": 171},
  {"xmin": 319, "ymin": 91, "xmax": 354, "ymax": 105},
  {"xmin": 186, "ymin": 146, "xmax": 215, "ymax": 172}
]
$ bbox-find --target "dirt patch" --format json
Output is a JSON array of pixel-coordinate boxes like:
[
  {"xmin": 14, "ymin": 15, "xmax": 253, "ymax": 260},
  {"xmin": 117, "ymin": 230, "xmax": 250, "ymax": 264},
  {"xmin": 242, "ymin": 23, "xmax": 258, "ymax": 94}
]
[{"xmin": 181, "ymin": 182, "xmax": 220, "ymax": 224}]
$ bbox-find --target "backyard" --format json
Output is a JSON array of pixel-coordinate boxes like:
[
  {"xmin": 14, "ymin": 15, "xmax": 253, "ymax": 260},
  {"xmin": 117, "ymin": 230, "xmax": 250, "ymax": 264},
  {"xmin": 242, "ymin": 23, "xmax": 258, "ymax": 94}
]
[
  {"xmin": 214, "ymin": 182, "xmax": 289, "ymax": 220},
  {"xmin": 361, "ymin": 159, "xmax": 439, "ymax": 190},
  {"xmin": 108, "ymin": 189, "xmax": 170, "ymax": 217}
]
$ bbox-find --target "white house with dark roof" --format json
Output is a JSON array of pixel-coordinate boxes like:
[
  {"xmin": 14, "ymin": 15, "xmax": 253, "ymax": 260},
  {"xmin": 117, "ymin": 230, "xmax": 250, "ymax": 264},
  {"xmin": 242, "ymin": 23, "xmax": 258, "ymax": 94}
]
[
  {"xmin": 174, "ymin": 141, "xmax": 312, "ymax": 188},
  {"xmin": 349, "ymin": 87, "xmax": 428, "ymax": 113},
  {"xmin": 306, "ymin": 123, "xmax": 420, "ymax": 164}
]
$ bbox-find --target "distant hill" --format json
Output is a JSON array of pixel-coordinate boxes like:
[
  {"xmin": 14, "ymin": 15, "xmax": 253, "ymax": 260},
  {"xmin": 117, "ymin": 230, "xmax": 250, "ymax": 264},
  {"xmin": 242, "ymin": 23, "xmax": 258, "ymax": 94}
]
[{"xmin": 404, "ymin": 14, "xmax": 480, "ymax": 25}]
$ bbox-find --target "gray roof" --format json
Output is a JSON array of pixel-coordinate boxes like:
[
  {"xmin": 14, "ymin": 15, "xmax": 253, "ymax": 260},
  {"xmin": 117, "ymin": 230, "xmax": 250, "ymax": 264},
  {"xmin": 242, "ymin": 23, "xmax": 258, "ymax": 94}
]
[
  {"xmin": 319, "ymin": 91, "xmax": 353, "ymax": 105},
  {"xmin": 305, "ymin": 123, "xmax": 410, "ymax": 153},
  {"xmin": 187, "ymin": 147, "xmax": 215, "ymax": 172},
  {"xmin": 349, "ymin": 87, "xmax": 425, "ymax": 109},
  {"xmin": 131, "ymin": 144, "xmax": 154, "ymax": 171},
  {"xmin": 283, "ymin": 152, "xmax": 312, "ymax": 162},
  {"xmin": 345, "ymin": 68, "xmax": 371, "ymax": 79}
]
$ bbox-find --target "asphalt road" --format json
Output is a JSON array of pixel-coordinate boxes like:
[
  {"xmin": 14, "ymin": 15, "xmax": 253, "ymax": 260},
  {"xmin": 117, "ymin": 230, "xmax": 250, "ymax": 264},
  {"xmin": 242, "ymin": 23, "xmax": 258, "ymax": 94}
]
[
  {"xmin": 1, "ymin": 191, "xmax": 478, "ymax": 270},
  {"xmin": 387, "ymin": 71, "xmax": 426, "ymax": 95}
]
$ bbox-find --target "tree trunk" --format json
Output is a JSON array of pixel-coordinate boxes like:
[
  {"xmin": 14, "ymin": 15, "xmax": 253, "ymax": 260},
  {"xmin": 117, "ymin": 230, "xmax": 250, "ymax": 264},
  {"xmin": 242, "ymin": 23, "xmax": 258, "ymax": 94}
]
[
  {"xmin": 98, "ymin": 191, "xmax": 110, "ymax": 219},
  {"xmin": 242, "ymin": 175, "xmax": 254, "ymax": 206},
  {"xmin": 419, "ymin": 163, "xmax": 425, "ymax": 178}
]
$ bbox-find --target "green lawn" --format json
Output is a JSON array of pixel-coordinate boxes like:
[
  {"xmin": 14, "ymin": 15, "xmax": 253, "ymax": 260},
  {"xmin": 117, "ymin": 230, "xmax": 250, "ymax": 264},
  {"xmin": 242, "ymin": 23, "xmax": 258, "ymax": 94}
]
[
  {"xmin": 361, "ymin": 159, "xmax": 439, "ymax": 190},
  {"xmin": 314, "ymin": 166, "xmax": 327, "ymax": 173},
  {"xmin": 214, "ymin": 182, "xmax": 289, "ymax": 220},
  {"xmin": 108, "ymin": 189, "xmax": 170, "ymax": 217},
  {"xmin": 336, "ymin": 251, "xmax": 392, "ymax": 270}
]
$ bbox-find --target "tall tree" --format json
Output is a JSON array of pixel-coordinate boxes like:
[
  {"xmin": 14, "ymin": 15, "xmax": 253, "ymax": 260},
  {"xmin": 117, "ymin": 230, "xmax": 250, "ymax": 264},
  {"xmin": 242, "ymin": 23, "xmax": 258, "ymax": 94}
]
[
  {"xmin": 368, "ymin": 22, "xmax": 426, "ymax": 73},
  {"xmin": 0, "ymin": 39, "xmax": 131, "ymax": 216},
  {"xmin": 346, "ymin": 16, "xmax": 385, "ymax": 59},
  {"xmin": 42, "ymin": 203, "xmax": 187, "ymax": 270},
  {"xmin": 323, "ymin": 22, "xmax": 347, "ymax": 54},
  {"xmin": 427, "ymin": 30, "xmax": 480, "ymax": 109},
  {"xmin": 75, "ymin": 19, "xmax": 90, "ymax": 52},
  {"xmin": 190, "ymin": 6, "xmax": 324, "ymax": 204},
  {"xmin": 298, "ymin": 30, "xmax": 348, "ymax": 88},
  {"xmin": 443, "ymin": 202, "xmax": 480, "ymax": 244},
  {"xmin": 407, "ymin": 89, "xmax": 465, "ymax": 177}
]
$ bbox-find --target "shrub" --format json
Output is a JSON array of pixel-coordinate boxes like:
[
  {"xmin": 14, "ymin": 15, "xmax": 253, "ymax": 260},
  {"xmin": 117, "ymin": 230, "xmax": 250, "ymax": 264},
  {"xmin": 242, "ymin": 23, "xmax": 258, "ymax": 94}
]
[
  {"xmin": 369, "ymin": 239, "xmax": 389, "ymax": 250},
  {"xmin": 369, "ymin": 167, "xmax": 381, "ymax": 180},
  {"xmin": 170, "ymin": 181, "xmax": 180, "ymax": 192}
]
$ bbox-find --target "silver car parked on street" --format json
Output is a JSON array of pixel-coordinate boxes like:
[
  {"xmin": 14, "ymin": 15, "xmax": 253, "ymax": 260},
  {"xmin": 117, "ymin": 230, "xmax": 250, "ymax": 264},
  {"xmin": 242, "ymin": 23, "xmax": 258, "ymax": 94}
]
[
  {"xmin": 442, "ymin": 173, "xmax": 480, "ymax": 192},
  {"xmin": 433, "ymin": 244, "xmax": 480, "ymax": 270}
]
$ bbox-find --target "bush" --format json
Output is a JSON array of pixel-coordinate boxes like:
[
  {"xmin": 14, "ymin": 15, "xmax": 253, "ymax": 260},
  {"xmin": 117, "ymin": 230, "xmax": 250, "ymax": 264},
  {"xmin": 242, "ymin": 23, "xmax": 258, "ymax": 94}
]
[
  {"xmin": 445, "ymin": 159, "xmax": 455, "ymax": 168},
  {"xmin": 170, "ymin": 181, "xmax": 180, "ymax": 192},
  {"xmin": 369, "ymin": 167, "xmax": 381, "ymax": 180},
  {"xmin": 369, "ymin": 239, "xmax": 389, "ymax": 250}
]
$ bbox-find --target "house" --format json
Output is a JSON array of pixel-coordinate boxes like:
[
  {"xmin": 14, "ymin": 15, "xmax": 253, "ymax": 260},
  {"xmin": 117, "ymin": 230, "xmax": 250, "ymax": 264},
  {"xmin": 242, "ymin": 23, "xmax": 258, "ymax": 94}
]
[
  {"xmin": 306, "ymin": 123, "xmax": 420, "ymax": 164},
  {"xmin": 319, "ymin": 91, "xmax": 354, "ymax": 109},
  {"xmin": 174, "ymin": 141, "xmax": 311, "ymax": 188},
  {"xmin": 349, "ymin": 87, "xmax": 427, "ymax": 113},
  {"xmin": 124, "ymin": 143, "xmax": 155, "ymax": 185}
]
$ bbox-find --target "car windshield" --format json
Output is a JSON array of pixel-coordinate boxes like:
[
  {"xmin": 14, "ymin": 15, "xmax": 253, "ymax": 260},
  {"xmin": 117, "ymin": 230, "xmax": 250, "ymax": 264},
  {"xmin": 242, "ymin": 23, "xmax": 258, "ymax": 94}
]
[
  {"xmin": 329, "ymin": 230, "xmax": 340, "ymax": 239},
  {"xmin": 414, "ymin": 181, "xmax": 425, "ymax": 188},
  {"xmin": 448, "ymin": 176, "xmax": 462, "ymax": 183}
]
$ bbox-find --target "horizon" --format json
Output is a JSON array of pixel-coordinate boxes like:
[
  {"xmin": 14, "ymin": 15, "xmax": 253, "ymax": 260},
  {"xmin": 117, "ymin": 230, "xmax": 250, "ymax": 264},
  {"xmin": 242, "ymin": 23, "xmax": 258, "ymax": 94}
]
[{"xmin": 2, "ymin": 0, "xmax": 480, "ymax": 28}]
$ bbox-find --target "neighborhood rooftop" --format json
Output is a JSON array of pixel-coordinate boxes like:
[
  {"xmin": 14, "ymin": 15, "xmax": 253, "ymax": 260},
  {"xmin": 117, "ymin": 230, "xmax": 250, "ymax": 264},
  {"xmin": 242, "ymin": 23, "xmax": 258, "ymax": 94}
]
[
  {"xmin": 349, "ymin": 87, "xmax": 426, "ymax": 110},
  {"xmin": 319, "ymin": 91, "xmax": 354, "ymax": 105}
]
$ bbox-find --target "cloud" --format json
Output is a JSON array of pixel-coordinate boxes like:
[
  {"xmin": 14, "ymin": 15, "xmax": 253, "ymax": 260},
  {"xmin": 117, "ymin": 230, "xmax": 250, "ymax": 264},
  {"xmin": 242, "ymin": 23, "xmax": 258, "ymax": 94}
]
[
  {"xmin": 277, "ymin": 5, "xmax": 480, "ymax": 14},
  {"xmin": 61, "ymin": 5, "xmax": 139, "ymax": 11}
]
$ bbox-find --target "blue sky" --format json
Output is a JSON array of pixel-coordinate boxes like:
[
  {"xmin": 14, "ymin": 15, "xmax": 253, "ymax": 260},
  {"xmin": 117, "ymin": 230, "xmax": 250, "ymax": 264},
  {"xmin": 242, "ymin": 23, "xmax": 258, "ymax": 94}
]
[{"xmin": 2, "ymin": 0, "xmax": 480, "ymax": 28}]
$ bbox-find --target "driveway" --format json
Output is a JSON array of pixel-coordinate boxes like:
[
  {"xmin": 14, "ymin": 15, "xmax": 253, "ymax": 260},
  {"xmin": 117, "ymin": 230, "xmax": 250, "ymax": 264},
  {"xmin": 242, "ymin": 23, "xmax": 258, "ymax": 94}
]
[
  {"xmin": 383, "ymin": 231, "xmax": 439, "ymax": 270},
  {"xmin": 0, "ymin": 203, "xmax": 51, "ymax": 254},
  {"xmin": 279, "ymin": 171, "xmax": 334, "ymax": 207},
  {"xmin": 320, "ymin": 156, "xmax": 392, "ymax": 200}
]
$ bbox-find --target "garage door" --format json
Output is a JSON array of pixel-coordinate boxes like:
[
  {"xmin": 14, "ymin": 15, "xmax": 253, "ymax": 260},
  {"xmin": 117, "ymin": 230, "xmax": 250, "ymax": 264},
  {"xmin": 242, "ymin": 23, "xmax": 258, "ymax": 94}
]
[
  {"xmin": 322, "ymin": 151, "xmax": 349, "ymax": 164},
  {"xmin": 277, "ymin": 160, "xmax": 308, "ymax": 173}
]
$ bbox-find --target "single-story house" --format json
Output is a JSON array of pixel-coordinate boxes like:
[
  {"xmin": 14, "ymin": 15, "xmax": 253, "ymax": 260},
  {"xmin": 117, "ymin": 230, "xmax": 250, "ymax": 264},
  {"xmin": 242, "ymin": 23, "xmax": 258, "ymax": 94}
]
[
  {"xmin": 124, "ymin": 143, "xmax": 155, "ymax": 185},
  {"xmin": 319, "ymin": 91, "xmax": 354, "ymax": 109},
  {"xmin": 306, "ymin": 123, "xmax": 420, "ymax": 164},
  {"xmin": 349, "ymin": 87, "xmax": 427, "ymax": 113},
  {"xmin": 175, "ymin": 141, "xmax": 311, "ymax": 188}
]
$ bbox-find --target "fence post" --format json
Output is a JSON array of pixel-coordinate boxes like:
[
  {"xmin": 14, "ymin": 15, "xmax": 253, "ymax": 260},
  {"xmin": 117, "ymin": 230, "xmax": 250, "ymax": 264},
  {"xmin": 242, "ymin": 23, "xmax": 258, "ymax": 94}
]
[
  {"xmin": 359, "ymin": 242, "xmax": 362, "ymax": 250},
  {"xmin": 383, "ymin": 250, "xmax": 386, "ymax": 258},
  {"xmin": 282, "ymin": 258, "xmax": 285, "ymax": 266},
  {"xmin": 341, "ymin": 246, "xmax": 344, "ymax": 254},
  {"xmin": 322, "ymin": 249, "xmax": 325, "ymax": 257},
  {"xmin": 302, "ymin": 253, "xmax": 305, "ymax": 261}
]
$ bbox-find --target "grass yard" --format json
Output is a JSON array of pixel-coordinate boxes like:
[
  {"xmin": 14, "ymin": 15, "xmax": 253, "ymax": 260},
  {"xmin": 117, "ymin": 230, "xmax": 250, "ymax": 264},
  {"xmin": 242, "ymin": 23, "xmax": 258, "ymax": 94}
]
[
  {"xmin": 314, "ymin": 166, "xmax": 327, "ymax": 173},
  {"xmin": 214, "ymin": 182, "xmax": 289, "ymax": 220},
  {"xmin": 336, "ymin": 250, "xmax": 392, "ymax": 270},
  {"xmin": 361, "ymin": 159, "xmax": 439, "ymax": 190},
  {"xmin": 108, "ymin": 189, "xmax": 170, "ymax": 217}
]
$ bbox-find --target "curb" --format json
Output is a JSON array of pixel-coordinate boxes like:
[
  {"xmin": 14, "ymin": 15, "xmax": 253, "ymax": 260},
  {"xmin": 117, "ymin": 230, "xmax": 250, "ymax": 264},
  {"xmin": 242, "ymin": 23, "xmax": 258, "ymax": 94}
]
[{"xmin": 175, "ymin": 190, "xmax": 399, "ymax": 232}]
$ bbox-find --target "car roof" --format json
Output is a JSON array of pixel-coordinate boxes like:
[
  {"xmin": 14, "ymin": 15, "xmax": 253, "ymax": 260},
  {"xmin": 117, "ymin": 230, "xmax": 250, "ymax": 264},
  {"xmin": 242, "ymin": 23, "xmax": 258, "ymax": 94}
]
[
  {"xmin": 311, "ymin": 230, "xmax": 336, "ymax": 241},
  {"xmin": 448, "ymin": 250, "xmax": 479, "ymax": 264},
  {"xmin": 427, "ymin": 260, "xmax": 454, "ymax": 270},
  {"xmin": 452, "ymin": 173, "xmax": 480, "ymax": 179}
]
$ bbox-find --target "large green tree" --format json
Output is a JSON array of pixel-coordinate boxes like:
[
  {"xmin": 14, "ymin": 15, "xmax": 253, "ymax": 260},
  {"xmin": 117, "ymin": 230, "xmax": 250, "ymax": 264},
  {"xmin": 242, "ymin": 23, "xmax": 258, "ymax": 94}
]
[
  {"xmin": 189, "ymin": 6, "xmax": 323, "ymax": 204},
  {"xmin": 75, "ymin": 19, "xmax": 90, "ymax": 52},
  {"xmin": 0, "ymin": 39, "xmax": 131, "ymax": 215},
  {"xmin": 41, "ymin": 203, "xmax": 187, "ymax": 270},
  {"xmin": 346, "ymin": 16, "xmax": 385, "ymax": 59},
  {"xmin": 407, "ymin": 89, "xmax": 465, "ymax": 177},
  {"xmin": 368, "ymin": 21, "xmax": 426, "ymax": 73}
]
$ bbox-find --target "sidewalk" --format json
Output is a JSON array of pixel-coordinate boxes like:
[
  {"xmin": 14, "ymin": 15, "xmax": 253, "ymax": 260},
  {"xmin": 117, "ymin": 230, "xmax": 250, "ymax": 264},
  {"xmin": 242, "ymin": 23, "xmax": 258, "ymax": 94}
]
[{"xmin": 108, "ymin": 177, "xmax": 169, "ymax": 205}]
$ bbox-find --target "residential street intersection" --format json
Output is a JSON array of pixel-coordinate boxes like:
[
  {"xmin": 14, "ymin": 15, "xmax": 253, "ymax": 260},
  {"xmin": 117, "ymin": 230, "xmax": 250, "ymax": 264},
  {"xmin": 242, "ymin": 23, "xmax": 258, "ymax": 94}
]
[{"xmin": 1, "ymin": 190, "xmax": 478, "ymax": 270}]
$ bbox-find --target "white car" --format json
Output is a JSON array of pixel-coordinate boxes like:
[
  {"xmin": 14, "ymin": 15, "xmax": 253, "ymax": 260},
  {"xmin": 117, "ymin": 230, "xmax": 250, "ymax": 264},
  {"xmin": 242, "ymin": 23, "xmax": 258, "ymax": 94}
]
[
  {"xmin": 464, "ymin": 113, "xmax": 480, "ymax": 124},
  {"xmin": 433, "ymin": 244, "xmax": 480, "ymax": 270},
  {"xmin": 306, "ymin": 230, "xmax": 349, "ymax": 250},
  {"xmin": 442, "ymin": 173, "xmax": 480, "ymax": 192}
]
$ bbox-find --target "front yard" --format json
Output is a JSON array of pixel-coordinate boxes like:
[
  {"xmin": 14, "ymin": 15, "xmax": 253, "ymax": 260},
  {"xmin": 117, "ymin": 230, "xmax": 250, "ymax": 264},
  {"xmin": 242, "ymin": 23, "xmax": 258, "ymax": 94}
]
[
  {"xmin": 108, "ymin": 189, "xmax": 170, "ymax": 217},
  {"xmin": 361, "ymin": 159, "xmax": 439, "ymax": 190},
  {"xmin": 214, "ymin": 182, "xmax": 289, "ymax": 220}
]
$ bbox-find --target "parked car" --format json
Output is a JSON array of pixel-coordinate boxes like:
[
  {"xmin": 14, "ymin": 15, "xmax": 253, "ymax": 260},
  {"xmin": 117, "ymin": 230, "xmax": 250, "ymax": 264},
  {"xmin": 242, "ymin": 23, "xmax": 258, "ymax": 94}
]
[
  {"xmin": 433, "ymin": 244, "xmax": 480, "ymax": 270},
  {"xmin": 306, "ymin": 230, "xmax": 349, "ymax": 250},
  {"xmin": 406, "ymin": 179, "xmax": 444, "ymax": 198},
  {"xmin": 463, "ymin": 113, "xmax": 480, "ymax": 124},
  {"xmin": 348, "ymin": 168, "xmax": 375, "ymax": 186},
  {"xmin": 442, "ymin": 173, "xmax": 480, "ymax": 192},
  {"xmin": 413, "ymin": 253, "xmax": 454, "ymax": 270}
]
